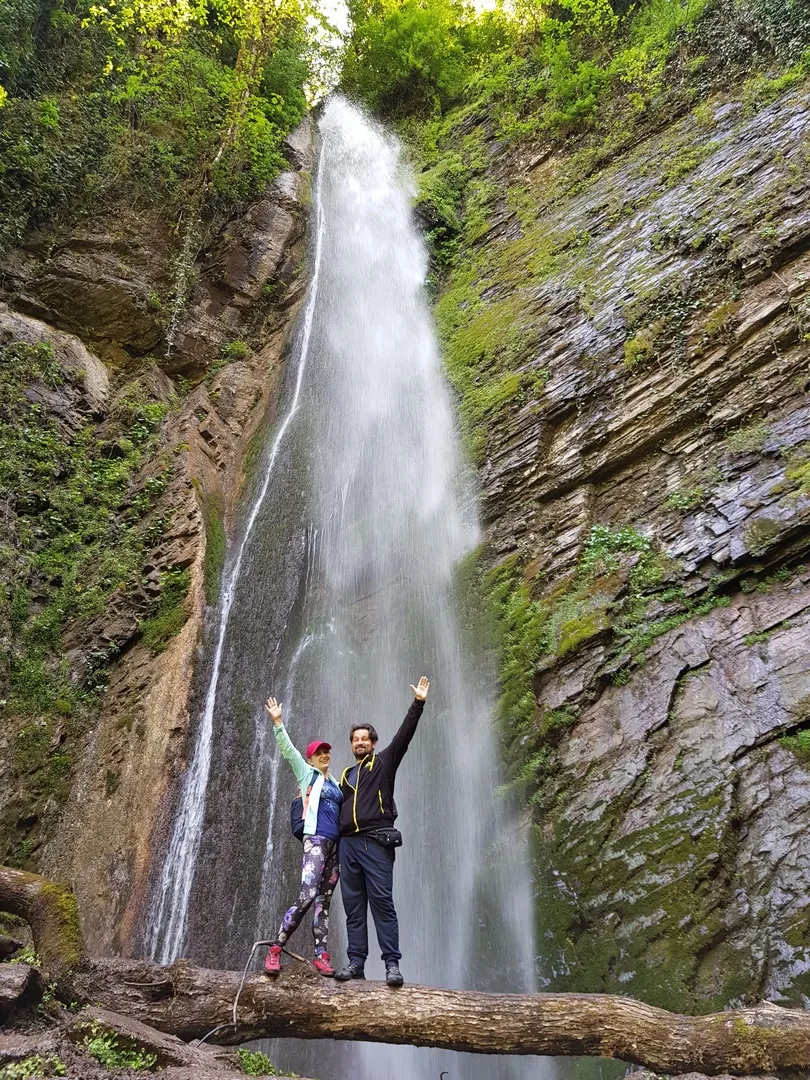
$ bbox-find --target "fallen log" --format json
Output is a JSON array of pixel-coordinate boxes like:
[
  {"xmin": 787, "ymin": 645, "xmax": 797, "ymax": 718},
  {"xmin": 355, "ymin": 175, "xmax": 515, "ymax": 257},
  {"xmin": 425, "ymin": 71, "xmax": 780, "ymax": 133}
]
[
  {"xmin": 0, "ymin": 865, "xmax": 81, "ymax": 978},
  {"xmin": 4, "ymin": 864, "xmax": 810, "ymax": 1075},
  {"xmin": 65, "ymin": 956, "xmax": 810, "ymax": 1075}
]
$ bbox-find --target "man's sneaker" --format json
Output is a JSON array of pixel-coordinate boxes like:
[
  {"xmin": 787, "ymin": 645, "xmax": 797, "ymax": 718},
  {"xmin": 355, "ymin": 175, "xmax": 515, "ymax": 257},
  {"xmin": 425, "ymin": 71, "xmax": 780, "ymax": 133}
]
[
  {"xmin": 264, "ymin": 944, "xmax": 282, "ymax": 976},
  {"xmin": 334, "ymin": 963, "xmax": 365, "ymax": 981},
  {"xmin": 313, "ymin": 953, "xmax": 335, "ymax": 977},
  {"xmin": 385, "ymin": 963, "xmax": 404, "ymax": 987}
]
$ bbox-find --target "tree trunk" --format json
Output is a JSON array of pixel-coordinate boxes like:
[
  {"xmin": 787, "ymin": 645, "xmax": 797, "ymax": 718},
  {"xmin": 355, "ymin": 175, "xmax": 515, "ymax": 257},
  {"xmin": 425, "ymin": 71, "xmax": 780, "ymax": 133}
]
[
  {"xmin": 65, "ymin": 956, "xmax": 810, "ymax": 1075},
  {"xmin": 4, "ymin": 864, "xmax": 810, "ymax": 1075},
  {"xmin": 0, "ymin": 866, "xmax": 82, "ymax": 978}
]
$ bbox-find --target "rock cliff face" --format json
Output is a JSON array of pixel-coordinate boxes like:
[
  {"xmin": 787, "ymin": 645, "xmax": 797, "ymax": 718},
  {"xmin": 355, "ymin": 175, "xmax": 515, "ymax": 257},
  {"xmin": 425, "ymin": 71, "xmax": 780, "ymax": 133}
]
[
  {"xmin": 435, "ymin": 84, "xmax": 810, "ymax": 1010},
  {"xmin": 0, "ymin": 119, "xmax": 313, "ymax": 954}
]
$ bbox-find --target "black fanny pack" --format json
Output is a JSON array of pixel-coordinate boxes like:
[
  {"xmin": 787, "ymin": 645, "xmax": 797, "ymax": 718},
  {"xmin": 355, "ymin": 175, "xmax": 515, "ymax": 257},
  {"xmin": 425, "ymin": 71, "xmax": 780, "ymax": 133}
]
[{"xmin": 371, "ymin": 827, "xmax": 402, "ymax": 849}]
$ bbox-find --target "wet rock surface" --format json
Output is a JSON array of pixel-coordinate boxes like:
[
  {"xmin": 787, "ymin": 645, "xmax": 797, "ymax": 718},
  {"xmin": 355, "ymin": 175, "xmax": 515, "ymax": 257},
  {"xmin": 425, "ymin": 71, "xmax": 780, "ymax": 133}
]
[
  {"xmin": 169, "ymin": 120, "xmax": 313, "ymax": 374},
  {"xmin": 455, "ymin": 84, "xmax": 810, "ymax": 1008},
  {"xmin": 0, "ymin": 121, "xmax": 313, "ymax": 953},
  {"xmin": 1, "ymin": 213, "xmax": 174, "ymax": 360},
  {"xmin": 0, "ymin": 963, "xmax": 42, "ymax": 1014}
]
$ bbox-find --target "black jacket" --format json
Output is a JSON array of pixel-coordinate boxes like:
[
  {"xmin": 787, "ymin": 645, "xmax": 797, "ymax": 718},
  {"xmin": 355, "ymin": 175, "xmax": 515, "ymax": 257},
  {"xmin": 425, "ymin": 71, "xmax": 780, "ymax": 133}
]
[{"xmin": 338, "ymin": 699, "xmax": 424, "ymax": 837}]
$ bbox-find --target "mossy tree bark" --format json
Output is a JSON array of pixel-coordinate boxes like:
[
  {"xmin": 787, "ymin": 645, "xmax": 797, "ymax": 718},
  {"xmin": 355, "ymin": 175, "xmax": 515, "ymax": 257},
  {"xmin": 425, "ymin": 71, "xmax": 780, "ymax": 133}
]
[
  {"xmin": 63, "ymin": 959, "xmax": 810, "ymax": 1074},
  {"xmin": 0, "ymin": 865, "xmax": 83, "ymax": 977},
  {"xmin": 4, "ymin": 865, "xmax": 810, "ymax": 1074}
]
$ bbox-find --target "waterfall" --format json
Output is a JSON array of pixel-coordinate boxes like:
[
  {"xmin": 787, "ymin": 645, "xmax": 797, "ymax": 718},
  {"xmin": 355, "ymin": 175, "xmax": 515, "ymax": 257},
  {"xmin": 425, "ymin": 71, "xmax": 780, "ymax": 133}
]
[{"xmin": 146, "ymin": 95, "xmax": 549, "ymax": 1080}]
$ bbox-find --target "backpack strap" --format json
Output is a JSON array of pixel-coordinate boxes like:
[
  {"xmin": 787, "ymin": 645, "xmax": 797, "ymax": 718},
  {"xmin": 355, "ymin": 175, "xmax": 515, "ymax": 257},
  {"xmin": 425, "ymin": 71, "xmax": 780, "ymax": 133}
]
[{"xmin": 301, "ymin": 768, "xmax": 321, "ymax": 822}]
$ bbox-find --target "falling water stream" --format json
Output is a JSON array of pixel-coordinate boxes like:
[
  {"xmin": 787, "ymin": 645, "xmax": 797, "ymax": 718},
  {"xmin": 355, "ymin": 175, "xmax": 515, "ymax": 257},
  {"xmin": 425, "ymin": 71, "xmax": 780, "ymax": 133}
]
[{"xmin": 147, "ymin": 96, "xmax": 549, "ymax": 1080}]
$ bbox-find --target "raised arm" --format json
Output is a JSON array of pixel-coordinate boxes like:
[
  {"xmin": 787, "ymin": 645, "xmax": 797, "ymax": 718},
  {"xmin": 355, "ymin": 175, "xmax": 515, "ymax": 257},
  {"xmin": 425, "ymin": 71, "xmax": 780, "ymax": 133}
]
[
  {"xmin": 379, "ymin": 677, "xmax": 430, "ymax": 772},
  {"xmin": 264, "ymin": 697, "xmax": 311, "ymax": 786}
]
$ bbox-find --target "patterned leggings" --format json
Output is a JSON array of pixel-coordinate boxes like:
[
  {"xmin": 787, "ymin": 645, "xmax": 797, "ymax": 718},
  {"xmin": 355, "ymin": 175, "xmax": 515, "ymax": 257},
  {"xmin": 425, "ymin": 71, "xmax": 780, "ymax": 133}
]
[{"xmin": 277, "ymin": 835, "xmax": 339, "ymax": 956}]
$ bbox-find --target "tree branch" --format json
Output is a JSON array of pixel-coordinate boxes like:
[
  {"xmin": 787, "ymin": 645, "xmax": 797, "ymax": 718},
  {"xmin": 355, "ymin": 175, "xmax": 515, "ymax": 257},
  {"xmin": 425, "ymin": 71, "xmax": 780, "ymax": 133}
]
[
  {"xmin": 65, "ymin": 957, "xmax": 810, "ymax": 1075},
  {"xmin": 4, "ymin": 865, "xmax": 810, "ymax": 1075},
  {"xmin": 0, "ymin": 865, "xmax": 83, "ymax": 978}
]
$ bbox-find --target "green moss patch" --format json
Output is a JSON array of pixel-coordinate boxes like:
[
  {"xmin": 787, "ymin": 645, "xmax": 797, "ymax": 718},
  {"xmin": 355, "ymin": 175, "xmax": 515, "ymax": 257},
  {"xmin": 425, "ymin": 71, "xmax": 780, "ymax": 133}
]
[
  {"xmin": 201, "ymin": 492, "xmax": 227, "ymax": 607},
  {"xmin": 470, "ymin": 524, "xmax": 737, "ymax": 809},
  {"xmin": 0, "ymin": 340, "xmax": 176, "ymax": 860},
  {"xmin": 532, "ymin": 777, "xmax": 754, "ymax": 1013},
  {"xmin": 139, "ymin": 568, "xmax": 191, "ymax": 654}
]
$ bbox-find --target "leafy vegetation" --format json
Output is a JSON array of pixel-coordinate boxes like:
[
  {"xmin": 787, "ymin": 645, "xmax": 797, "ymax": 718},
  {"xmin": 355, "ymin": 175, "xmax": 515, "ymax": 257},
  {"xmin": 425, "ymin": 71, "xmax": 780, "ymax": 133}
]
[
  {"xmin": 726, "ymin": 420, "xmax": 769, "ymax": 453},
  {"xmin": 0, "ymin": 0, "xmax": 313, "ymax": 253},
  {"xmin": 342, "ymin": 0, "xmax": 513, "ymax": 116},
  {"xmin": 345, "ymin": 0, "xmax": 810, "ymax": 141},
  {"xmin": 82, "ymin": 1021, "xmax": 157, "ymax": 1071},
  {"xmin": 663, "ymin": 485, "xmax": 705, "ymax": 513},
  {"xmin": 781, "ymin": 728, "xmax": 810, "ymax": 765},
  {"xmin": 8, "ymin": 946, "xmax": 40, "ymax": 966},
  {"xmin": 0, "ymin": 1056, "xmax": 67, "ymax": 1078},
  {"xmin": 237, "ymin": 1047, "xmax": 295, "ymax": 1076},
  {"xmin": 139, "ymin": 568, "xmax": 191, "ymax": 652},
  {"xmin": 0, "ymin": 341, "xmax": 172, "ymax": 677},
  {"xmin": 0, "ymin": 340, "xmax": 181, "ymax": 857},
  {"xmin": 475, "ymin": 523, "xmax": 739, "ymax": 804}
]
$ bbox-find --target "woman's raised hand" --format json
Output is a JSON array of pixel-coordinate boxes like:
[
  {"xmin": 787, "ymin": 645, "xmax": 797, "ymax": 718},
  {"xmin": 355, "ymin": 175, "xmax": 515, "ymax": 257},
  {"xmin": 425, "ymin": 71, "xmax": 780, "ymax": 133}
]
[
  {"xmin": 410, "ymin": 676, "xmax": 430, "ymax": 701},
  {"xmin": 264, "ymin": 696, "xmax": 283, "ymax": 726}
]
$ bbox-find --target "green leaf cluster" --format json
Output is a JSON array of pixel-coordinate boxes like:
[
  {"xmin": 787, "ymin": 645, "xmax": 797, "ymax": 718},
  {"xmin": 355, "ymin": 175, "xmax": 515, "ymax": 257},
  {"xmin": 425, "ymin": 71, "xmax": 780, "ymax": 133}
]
[
  {"xmin": 345, "ymin": 0, "xmax": 810, "ymax": 156},
  {"xmin": 342, "ymin": 0, "xmax": 515, "ymax": 116},
  {"xmin": 0, "ymin": 340, "xmax": 178, "ymax": 851},
  {"xmin": 236, "ymin": 1047, "xmax": 294, "ymax": 1076},
  {"xmin": 82, "ymin": 1022, "xmax": 157, "ymax": 1071},
  {"xmin": 0, "ymin": 1055, "xmax": 67, "ymax": 1078},
  {"xmin": 0, "ymin": 0, "xmax": 311, "ymax": 253}
]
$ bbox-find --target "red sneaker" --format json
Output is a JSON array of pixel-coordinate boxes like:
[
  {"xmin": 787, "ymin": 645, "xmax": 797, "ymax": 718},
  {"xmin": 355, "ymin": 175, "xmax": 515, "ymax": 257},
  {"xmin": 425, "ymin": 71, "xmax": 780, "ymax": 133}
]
[
  {"xmin": 264, "ymin": 944, "xmax": 282, "ymax": 976},
  {"xmin": 312, "ymin": 952, "xmax": 335, "ymax": 977}
]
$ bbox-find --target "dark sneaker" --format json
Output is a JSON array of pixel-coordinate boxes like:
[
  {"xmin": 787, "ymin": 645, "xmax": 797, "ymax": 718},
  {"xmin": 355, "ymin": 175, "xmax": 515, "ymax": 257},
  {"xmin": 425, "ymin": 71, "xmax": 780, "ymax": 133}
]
[
  {"xmin": 385, "ymin": 963, "xmax": 404, "ymax": 987},
  {"xmin": 264, "ymin": 944, "xmax": 282, "ymax": 976},
  {"xmin": 334, "ymin": 963, "xmax": 365, "ymax": 981},
  {"xmin": 312, "ymin": 953, "xmax": 335, "ymax": 977}
]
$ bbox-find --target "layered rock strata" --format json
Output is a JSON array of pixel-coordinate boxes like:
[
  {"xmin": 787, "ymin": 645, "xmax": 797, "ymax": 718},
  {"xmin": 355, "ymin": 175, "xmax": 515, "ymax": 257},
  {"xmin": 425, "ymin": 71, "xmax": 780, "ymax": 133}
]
[{"xmin": 440, "ymin": 85, "xmax": 810, "ymax": 1008}]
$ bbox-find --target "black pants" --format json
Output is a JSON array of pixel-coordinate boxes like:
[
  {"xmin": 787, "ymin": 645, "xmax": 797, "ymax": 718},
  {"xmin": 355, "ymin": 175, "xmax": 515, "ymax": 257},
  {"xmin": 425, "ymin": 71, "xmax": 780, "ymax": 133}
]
[{"xmin": 339, "ymin": 834, "xmax": 400, "ymax": 966}]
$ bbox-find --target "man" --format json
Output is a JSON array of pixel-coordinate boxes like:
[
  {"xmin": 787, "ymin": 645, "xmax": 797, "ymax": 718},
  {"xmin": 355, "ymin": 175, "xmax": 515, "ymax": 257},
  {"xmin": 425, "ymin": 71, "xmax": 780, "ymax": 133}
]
[{"xmin": 334, "ymin": 675, "xmax": 430, "ymax": 987}]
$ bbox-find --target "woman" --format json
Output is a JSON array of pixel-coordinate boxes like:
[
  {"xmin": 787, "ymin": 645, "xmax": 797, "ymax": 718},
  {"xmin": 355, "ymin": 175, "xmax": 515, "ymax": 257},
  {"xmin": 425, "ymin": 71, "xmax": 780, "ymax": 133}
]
[{"xmin": 263, "ymin": 695, "xmax": 343, "ymax": 977}]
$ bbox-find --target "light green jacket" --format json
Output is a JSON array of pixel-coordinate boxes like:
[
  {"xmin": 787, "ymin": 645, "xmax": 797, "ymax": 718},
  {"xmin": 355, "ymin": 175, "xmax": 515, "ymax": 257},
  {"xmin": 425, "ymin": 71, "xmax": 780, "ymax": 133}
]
[{"xmin": 273, "ymin": 722, "xmax": 338, "ymax": 837}]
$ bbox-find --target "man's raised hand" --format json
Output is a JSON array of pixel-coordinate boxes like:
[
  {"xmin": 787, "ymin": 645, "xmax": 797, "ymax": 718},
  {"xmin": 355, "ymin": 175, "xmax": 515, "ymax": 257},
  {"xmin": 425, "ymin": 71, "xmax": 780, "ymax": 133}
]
[
  {"xmin": 410, "ymin": 676, "xmax": 430, "ymax": 701},
  {"xmin": 264, "ymin": 696, "xmax": 283, "ymax": 726}
]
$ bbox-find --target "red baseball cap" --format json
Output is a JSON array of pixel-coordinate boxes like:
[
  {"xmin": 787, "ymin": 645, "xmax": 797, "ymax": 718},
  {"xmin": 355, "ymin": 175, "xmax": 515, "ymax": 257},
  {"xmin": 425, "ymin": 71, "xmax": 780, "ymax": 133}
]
[{"xmin": 306, "ymin": 739, "xmax": 331, "ymax": 758}]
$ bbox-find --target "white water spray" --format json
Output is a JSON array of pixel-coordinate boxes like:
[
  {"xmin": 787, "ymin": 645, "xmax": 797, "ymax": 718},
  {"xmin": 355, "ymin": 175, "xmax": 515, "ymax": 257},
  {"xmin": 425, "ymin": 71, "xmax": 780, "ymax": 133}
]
[
  {"xmin": 147, "ymin": 97, "xmax": 549, "ymax": 1080},
  {"xmin": 258, "ymin": 98, "xmax": 546, "ymax": 1080}
]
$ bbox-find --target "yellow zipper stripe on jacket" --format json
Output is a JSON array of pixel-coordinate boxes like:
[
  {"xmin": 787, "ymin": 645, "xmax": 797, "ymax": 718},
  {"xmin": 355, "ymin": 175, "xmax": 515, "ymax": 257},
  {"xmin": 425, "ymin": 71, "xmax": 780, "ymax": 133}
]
[
  {"xmin": 353, "ymin": 764, "xmax": 360, "ymax": 832},
  {"xmin": 351, "ymin": 753, "xmax": 376, "ymax": 833}
]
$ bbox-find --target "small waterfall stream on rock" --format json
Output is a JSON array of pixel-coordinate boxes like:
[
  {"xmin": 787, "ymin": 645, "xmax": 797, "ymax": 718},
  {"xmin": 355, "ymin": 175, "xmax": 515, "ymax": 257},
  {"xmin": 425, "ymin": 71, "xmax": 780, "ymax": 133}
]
[{"xmin": 146, "ymin": 96, "xmax": 549, "ymax": 1080}]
